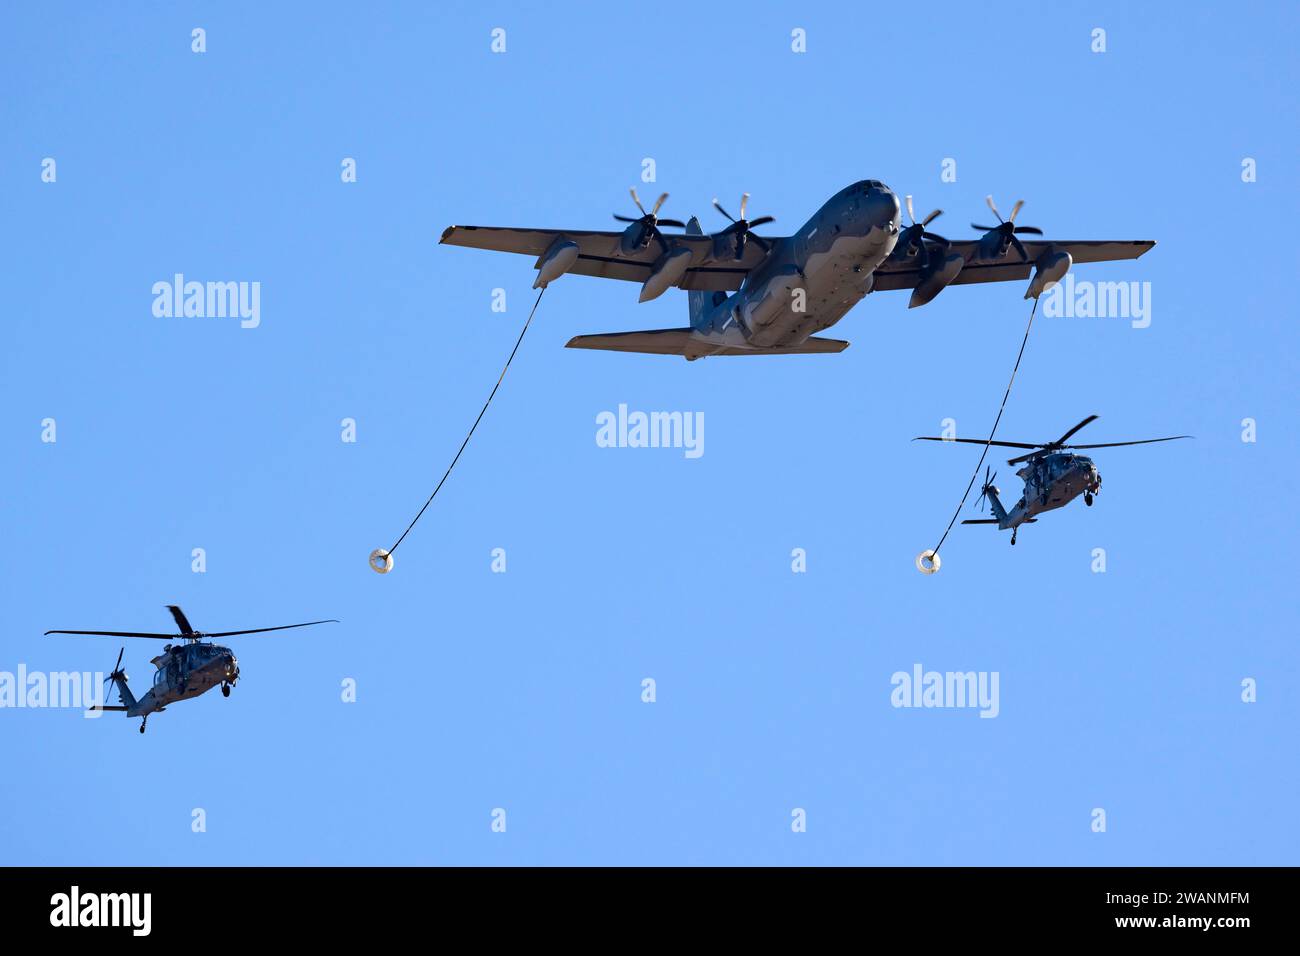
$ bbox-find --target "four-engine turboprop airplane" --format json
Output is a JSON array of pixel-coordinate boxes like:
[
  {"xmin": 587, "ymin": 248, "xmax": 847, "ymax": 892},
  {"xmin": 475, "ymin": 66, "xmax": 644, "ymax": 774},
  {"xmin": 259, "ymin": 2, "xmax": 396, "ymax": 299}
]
[
  {"xmin": 45, "ymin": 605, "xmax": 338, "ymax": 733},
  {"xmin": 440, "ymin": 184, "xmax": 1155, "ymax": 360}
]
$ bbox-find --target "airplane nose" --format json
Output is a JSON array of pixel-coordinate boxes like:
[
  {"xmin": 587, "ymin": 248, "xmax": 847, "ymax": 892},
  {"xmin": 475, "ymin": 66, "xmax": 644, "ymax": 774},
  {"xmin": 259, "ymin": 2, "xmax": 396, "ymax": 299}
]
[{"xmin": 868, "ymin": 186, "xmax": 900, "ymax": 232}]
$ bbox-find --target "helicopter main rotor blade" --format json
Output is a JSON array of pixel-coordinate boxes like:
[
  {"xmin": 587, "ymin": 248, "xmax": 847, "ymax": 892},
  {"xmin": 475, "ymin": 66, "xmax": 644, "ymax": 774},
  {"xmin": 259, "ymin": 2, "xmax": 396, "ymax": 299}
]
[
  {"xmin": 1052, "ymin": 415, "xmax": 1099, "ymax": 447},
  {"xmin": 45, "ymin": 629, "xmax": 178, "ymax": 639},
  {"xmin": 912, "ymin": 436, "xmax": 1043, "ymax": 450},
  {"xmin": 1067, "ymin": 436, "xmax": 1193, "ymax": 450},
  {"xmin": 165, "ymin": 605, "xmax": 195, "ymax": 635},
  {"xmin": 204, "ymin": 619, "xmax": 339, "ymax": 638}
]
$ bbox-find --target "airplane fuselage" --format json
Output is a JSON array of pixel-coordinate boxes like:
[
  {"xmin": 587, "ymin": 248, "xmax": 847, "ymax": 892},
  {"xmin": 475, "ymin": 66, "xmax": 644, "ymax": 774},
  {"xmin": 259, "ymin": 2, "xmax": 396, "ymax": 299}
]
[{"xmin": 692, "ymin": 181, "xmax": 901, "ymax": 350}]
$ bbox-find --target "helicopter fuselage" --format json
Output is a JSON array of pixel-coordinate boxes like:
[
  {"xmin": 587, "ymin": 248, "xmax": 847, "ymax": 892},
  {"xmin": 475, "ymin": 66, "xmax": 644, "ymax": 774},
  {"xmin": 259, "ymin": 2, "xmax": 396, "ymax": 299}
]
[
  {"xmin": 994, "ymin": 452, "xmax": 1101, "ymax": 529},
  {"xmin": 117, "ymin": 642, "xmax": 240, "ymax": 717}
]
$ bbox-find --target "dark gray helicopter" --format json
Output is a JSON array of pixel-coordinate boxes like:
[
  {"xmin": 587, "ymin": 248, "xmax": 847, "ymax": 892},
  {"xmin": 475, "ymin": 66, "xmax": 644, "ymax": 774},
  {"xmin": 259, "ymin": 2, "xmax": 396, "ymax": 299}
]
[
  {"xmin": 45, "ymin": 605, "xmax": 337, "ymax": 733},
  {"xmin": 916, "ymin": 416, "xmax": 1191, "ymax": 545}
]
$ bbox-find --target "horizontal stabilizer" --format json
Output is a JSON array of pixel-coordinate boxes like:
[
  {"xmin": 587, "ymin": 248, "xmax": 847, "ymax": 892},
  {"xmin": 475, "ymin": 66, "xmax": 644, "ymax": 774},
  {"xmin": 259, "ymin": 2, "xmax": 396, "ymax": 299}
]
[
  {"xmin": 88, "ymin": 705, "xmax": 128, "ymax": 712},
  {"xmin": 961, "ymin": 519, "xmax": 1000, "ymax": 525},
  {"xmin": 566, "ymin": 328, "xmax": 849, "ymax": 359}
]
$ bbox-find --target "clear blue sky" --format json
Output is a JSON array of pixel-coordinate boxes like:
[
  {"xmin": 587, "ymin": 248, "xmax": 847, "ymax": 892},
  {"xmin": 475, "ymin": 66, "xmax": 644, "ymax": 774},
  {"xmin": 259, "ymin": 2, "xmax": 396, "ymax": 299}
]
[{"xmin": 2, "ymin": 1, "xmax": 1296, "ymax": 865}]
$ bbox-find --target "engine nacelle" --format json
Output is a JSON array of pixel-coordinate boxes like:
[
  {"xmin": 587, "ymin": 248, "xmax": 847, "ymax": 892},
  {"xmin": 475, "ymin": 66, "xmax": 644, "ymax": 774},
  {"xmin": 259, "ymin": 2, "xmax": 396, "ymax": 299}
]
[
  {"xmin": 1025, "ymin": 249, "xmax": 1072, "ymax": 300},
  {"xmin": 638, "ymin": 247, "xmax": 693, "ymax": 302},
  {"xmin": 533, "ymin": 238, "xmax": 580, "ymax": 289},
  {"xmin": 908, "ymin": 252, "xmax": 965, "ymax": 309}
]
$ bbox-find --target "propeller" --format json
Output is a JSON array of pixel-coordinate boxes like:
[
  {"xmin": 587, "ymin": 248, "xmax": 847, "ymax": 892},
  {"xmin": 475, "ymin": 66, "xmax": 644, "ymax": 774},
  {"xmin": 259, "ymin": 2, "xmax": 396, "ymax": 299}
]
[
  {"xmin": 976, "ymin": 467, "xmax": 998, "ymax": 513},
  {"xmin": 614, "ymin": 188, "xmax": 685, "ymax": 256},
  {"xmin": 711, "ymin": 192, "xmax": 776, "ymax": 259},
  {"xmin": 898, "ymin": 195, "xmax": 948, "ymax": 270},
  {"xmin": 971, "ymin": 195, "xmax": 1044, "ymax": 262}
]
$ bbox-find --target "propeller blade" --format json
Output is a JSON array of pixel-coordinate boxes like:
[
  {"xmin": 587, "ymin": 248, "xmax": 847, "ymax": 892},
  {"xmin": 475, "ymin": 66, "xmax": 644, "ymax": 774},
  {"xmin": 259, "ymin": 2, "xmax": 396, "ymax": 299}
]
[
  {"xmin": 629, "ymin": 187, "xmax": 646, "ymax": 215},
  {"xmin": 971, "ymin": 223, "xmax": 998, "ymax": 232},
  {"xmin": 739, "ymin": 193, "xmax": 749, "ymax": 219},
  {"xmin": 613, "ymin": 214, "xmax": 639, "ymax": 223},
  {"xmin": 1068, "ymin": 436, "xmax": 1193, "ymax": 450},
  {"xmin": 912, "ymin": 436, "xmax": 1043, "ymax": 450},
  {"xmin": 1013, "ymin": 226, "xmax": 1043, "ymax": 235},
  {"xmin": 1010, "ymin": 235, "xmax": 1029, "ymax": 261},
  {"xmin": 922, "ymin": 231, "xmax": 948, "ymax": 245},
  {"xmin": 656, "ymin": 218, "xmax": 686, "ymax": 228},
  {"xmin": 1054, "ymin": 415, "xmax": 1100, "ymax": 446},
  {"xmin": 905, "ymin": 194, "xmax": 916, "ymax": 225},
  {"xmin": 712, "ymin": 198, "xmax": 736, "ymax": 223},
  {"xmin": 748, "ymin": 215, "xmax": 775, "ymax": 227},
  {"xmin": 651, "ymin": 193, "xmax": 668, "ymax": 216},
  {"xmin": 45, "ymin": 629, "xmax": 178, "ymax": 639},
  {"xmin": 1008, "ymin": 199, "xmax": 1024, "ymax": 222},
  {"xmin": 203, "ymin": 619, "xmax": 339, "ymax": 639},
  {"xmin": 750, "ymin": 233, "xmax": 772, "ymax": 253},
  {"xmin": 985, "ymin": 195, "xmax": 1003, "ymax": 223},
  {"xmin": 921, "ymin": 209, "xmax": 943, "ymax": 227}
]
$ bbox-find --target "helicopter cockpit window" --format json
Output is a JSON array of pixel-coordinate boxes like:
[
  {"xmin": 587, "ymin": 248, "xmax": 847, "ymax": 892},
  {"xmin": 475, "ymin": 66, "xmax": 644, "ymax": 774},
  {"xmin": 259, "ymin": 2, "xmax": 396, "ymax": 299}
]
[{"xmin": 153, "ymin": 668, "xmax": 164, "ymax": 686}]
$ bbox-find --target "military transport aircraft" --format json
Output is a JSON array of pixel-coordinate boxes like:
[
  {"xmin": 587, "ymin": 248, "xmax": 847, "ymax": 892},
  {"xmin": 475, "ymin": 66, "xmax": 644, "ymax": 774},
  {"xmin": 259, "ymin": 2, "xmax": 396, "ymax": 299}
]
[
  {"xmin": 440, "ymin": 186, "xmax": 1154, "ymax": 360},
  {"xmin": 45, "ymin": 605, "xmax": 337, "ymax": 733}
]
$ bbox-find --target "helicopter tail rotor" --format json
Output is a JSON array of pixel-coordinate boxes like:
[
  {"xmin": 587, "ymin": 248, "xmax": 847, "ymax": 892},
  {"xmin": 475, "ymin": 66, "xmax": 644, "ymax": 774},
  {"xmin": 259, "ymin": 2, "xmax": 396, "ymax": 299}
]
[
  {"xmin": 975, "ymin": 467, "xmax": 999, "ymax": 512},
  {"xmin": 91, "ymin": 647, "xmax": 132, "ymax": 713}
]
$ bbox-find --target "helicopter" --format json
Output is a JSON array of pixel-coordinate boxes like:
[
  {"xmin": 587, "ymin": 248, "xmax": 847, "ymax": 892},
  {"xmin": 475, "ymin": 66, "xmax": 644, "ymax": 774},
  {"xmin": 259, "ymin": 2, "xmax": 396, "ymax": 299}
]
[
  {"xmin": 44, "ymin": 605, "xmax": 338, "ymax": 733},
  {"xmin": 915, "ymin": 415, "xmax": 1191, "ymax": 545}
]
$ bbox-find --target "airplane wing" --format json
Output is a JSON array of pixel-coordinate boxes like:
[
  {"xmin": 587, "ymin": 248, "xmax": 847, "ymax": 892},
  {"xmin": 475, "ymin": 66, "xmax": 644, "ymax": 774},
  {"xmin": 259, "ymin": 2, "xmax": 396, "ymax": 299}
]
[
  {"xmin": 871, "ymin": 240, "xmax": 1156, "ymax": 292},
  {"xmin": 439, "ymin": 225, "xmax": 773, "ymax": 292}
]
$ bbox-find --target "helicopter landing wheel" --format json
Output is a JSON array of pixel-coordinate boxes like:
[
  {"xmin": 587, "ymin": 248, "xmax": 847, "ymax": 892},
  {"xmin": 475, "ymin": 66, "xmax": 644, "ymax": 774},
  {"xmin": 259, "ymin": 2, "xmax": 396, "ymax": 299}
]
[
  {"xmin": 139, "ymin": 720, "xmax": 147, "ymax": 734},
  {"xmin": 221, "ymin": 683, "xmax": 231, "ymax": 697},
  {"xmin": 1010, "ymin": 531, "xmax": 1017, "ymax": 546},
  {"xmin": 1085, "ymin": 492, "xmax": 1094, "ymax": 507}
]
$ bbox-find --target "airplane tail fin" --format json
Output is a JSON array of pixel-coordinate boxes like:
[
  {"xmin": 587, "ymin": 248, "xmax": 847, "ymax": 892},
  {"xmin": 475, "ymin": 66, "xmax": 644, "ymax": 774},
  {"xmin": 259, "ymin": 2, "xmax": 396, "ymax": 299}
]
[{"xmin": 684, "ymin": 217, "xmax": 729, "ymax": 331}]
